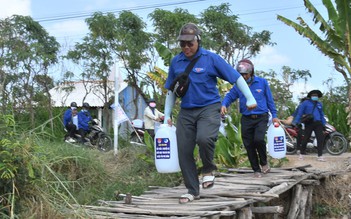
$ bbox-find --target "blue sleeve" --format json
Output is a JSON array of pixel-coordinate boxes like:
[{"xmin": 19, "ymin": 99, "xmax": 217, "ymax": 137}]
[
  {"xmin": 63, "ymin": 109, "xmax": 71, "ymax": 126},
  {"xmin": 291, "ymin": 106, "xmax": 299, "ymax": 117},
  {"xmin": 78, "ymin": 112, "xmax": 92, "ymax": 131},
  {"xmin": 293, "ymin": 101, "xmax": 306, "ymax": 124},
  {"xmin": 318, "ymin": 103, "xmax": 326, "ymax": 126},
  {"xmin": 212, "ymin": 54, "xmax": 240, "ymax": 84},
  {"xmin": 222, "ymin": 87, "xmax": 239, "ymax": 107}
]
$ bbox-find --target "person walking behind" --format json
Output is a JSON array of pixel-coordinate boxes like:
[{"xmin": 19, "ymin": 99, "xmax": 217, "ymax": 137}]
[
  {"xmin": 280, "ymin": 97, "xmax": 309, "ymax": 159},
  {"xmin": 163, "ymin": 23, "xmax": 257, "ymax": 204},
  {"xmin": 63, "ymin": 102, "xmax": 78, "ymax": 143},
  {"xmin": 144, "ymin": 99, "xmax": 164, "ymax": 138},
  {"xmin": 221, "ymin": 59, "xmax": 279, "ymax": 178},
  {"xmin": 78, "ymin": 102, "xmax": 92, "ymax": 145},
  {"xmin": 292, "ymin": 90, "xmax": 326, "ymax": 161}
]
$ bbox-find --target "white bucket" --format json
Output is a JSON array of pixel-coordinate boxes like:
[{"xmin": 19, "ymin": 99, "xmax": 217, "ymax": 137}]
[
  {"xmin": 267, "ymin": 122, "xmax": 286, "ymax": 159},
  {"xmin": 154, "ymin": 124, "xmax": 180, "ymax": 173}
]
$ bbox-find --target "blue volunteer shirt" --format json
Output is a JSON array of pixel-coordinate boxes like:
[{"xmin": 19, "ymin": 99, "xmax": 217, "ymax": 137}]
[
  {"xmin": 63, "ymin": 108, "xmax": 72, "ymax": 126},
  {"xmin": 78, "ymin": 110, "xmax": 92, "ymax": 131},
  {"xmin": 164, "ymin": 47, "xmax": 241, "ymax": 108},
  {"xmin": 293, "ymin": 99, "xmax": 326, "ymax": 125},
  {"xmin": 222, "ymin": 76, "xmax": 278, "ymax": 118}
]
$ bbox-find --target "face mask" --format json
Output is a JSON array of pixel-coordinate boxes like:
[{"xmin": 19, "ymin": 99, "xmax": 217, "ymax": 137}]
[
  {"xmin": 149, "ymin": 102, "xmax": 156, "ymax": 108},
  {"xmin": 311, "ymin": 96, "xmax": 319, "ymax": 101}
]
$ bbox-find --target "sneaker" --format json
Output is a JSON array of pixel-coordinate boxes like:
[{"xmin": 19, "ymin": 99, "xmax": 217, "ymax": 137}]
[
  {"xmin": 69, "ymin": 138, "xmax": 76, "ymax": 143},
  {"xmin": 262, "ymin": 164, "xmax": 271, "ymax": 174},
  {"xmin": 317, "ymin": 156, "xmax": 326, "ymax": 162},
  {"xmin": 253, "ymin": 172, "xmax": 262, "ymax": 178},
  {"xmin": 296, "ymin": 150, "xmax": 301, "ymax": 155},
  {"xmin": 65, "ymin": 137, "xmax": 76, "ymax": 143}
]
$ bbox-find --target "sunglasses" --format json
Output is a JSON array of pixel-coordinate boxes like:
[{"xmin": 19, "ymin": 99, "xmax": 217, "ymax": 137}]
[
  {"xmin": 240, "ymin": 73, "xmax": 249, "ymax": 76},
  {"xmin": 179, "ymin": 41, "xmax": 195, "ymax": 48}
]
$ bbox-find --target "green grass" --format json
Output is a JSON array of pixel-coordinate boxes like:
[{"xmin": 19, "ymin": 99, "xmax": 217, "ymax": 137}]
[{"xmin": 8, "ymin": 138, "xmax": 182, "ymax": 218}]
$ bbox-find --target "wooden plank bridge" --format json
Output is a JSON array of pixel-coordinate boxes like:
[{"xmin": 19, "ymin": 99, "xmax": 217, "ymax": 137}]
[{"xmin": 74, "ymin": 164, "xmax": 339, "ymax": 219}]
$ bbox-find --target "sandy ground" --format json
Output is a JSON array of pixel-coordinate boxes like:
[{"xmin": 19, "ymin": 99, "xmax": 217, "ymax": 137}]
[{"xmin": 283, "ymin": 152, "xmax": 351, "ymax": 171}]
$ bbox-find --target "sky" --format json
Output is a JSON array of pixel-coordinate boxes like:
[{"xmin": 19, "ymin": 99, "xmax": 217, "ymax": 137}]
[{"xmin": 0, "ymin": 0, "xmax": 345, "ymax": 101}]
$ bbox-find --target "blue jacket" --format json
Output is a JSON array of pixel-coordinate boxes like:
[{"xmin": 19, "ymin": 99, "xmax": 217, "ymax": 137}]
[
  {"xmin": 293, "ymin": 99, "xmax": 326, "ymax": 126},
  {"xmin": 78, "ymin": 110, "xmax": 92, "ymax": 131},
  {"xmin": 222, "ymin": 76, "xmax": 277, "ymax": 118},
  {"xmin": 63, "ymin": 108, "xmax": 72, "ymax": 127},
  {"xmin": 164, "ymin": 47, "xmax": 241, "ymax": 108}
]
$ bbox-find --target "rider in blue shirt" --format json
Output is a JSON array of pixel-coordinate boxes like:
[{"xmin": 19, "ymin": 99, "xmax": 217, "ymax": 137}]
[
  {"xmin": 78, "ymin": 102, "xmax": 92, "ymax": 144},
  {"xmin": 63, "ymin": 102, "xmax": 78, "ymax": 142}
]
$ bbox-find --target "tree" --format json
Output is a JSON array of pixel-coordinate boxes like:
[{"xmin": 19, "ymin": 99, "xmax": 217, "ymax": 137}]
[
  {"xmin": 113, "ymin": 11, "xmax": 152, "ymax": 105},
  {"xmin": 148, "ymin": 8, "xmax": 197, "ymax": 51},
  {"xmin": 277, "ymin": 0, "xmax": 351, "ymax": 134},
  {"xmin": 66, "ymin": 11, "xmax": 152, "ymax": 130},
  {"xmin": 200, "ymin": 3, "xmax": 274, "ymax": 66},
  {"xmin": 257, "ymin": 66, "xmax": 311, "ymax": 118},
  {"xmin": 0, "ymin": 15, "xmax": 59, "ymax": 128},
  {"xmin": 148, "ymin": 4, "xmax": 275, "ymax": 104}
]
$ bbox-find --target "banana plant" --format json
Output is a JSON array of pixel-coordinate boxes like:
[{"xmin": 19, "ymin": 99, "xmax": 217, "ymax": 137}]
[
  {"xmin": 138, "ymin": 131, "xmax": 154, "ymax": 164},
  {"xmin": 277, "ymin": 0, "xmax": 351, "ymax": 139},
  {"xmin": 215, "ymin": 115, "xmax": 249, "ymax": 168}
]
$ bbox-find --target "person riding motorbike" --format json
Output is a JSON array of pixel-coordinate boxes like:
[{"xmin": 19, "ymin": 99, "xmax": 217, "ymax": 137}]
[
  {"xmin": 78, "ymin": 102, "xmax": 93, "ymax": 145},
  {"xmin": 63, "ymin": 102, "xmax": 79, "ymax": 143}
]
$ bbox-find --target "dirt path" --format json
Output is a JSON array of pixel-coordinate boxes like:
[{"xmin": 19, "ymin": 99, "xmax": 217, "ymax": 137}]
[{"xmin": 283, "ymin": 152, "xmax": 351, "ymax": 171}]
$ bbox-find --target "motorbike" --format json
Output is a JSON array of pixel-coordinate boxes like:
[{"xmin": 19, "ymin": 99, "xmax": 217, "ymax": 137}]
[
  {"xmin": 282, "ymin": 119, "xmax": 348, "ymax": 155},
  {"xmin": 130, "ymin": 118, "xmax": 164, "ymax": 144},
  {"xmin": 67, "ymin": 119, "xmax": 113, "ymax": 152},
  {"xmin": 130, "ymin": 119, "xmax": 145, "ymax": 143}
]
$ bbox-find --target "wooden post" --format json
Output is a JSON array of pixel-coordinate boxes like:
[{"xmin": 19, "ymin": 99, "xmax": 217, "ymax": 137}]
[
  {"xmin": 237, "ymin": 207, "xmax": 252, "ymax": 219},
  {"xmin": 287, "ymin": 184, "xmax": 303, "ymax": 219}
]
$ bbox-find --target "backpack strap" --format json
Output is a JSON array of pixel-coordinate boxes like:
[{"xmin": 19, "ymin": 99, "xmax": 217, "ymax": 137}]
[{"xmin": 184, "ymin": 56, "xmax": 200, "ymax": 76}]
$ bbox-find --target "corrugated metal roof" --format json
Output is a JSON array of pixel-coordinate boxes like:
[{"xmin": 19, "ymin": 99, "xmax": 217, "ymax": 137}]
[{"xmin": 49, "ymin": 80, "xmax": 128, "ymax": 107}]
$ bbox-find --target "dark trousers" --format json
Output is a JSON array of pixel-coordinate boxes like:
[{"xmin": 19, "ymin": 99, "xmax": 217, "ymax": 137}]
[
  {"xmin": 176, "ymin": 103, "xmax": 221, "ymax": 196},
  {"xmin": 78, "ymin": 128, "xmax": 89, "ymax": 143},
  {"xmin": 65, "ymin": 123, "xmax": 77, "ymax": 139},
  {"xmin": 301, "ymin": 121, "xmax": 325, "ymax": 156},
  {"xmin": 145, "ymin": 129, "xmax": 155, "ymax": 138},
  {"xmin": 296, "ymin": 127, "xmax": 304, "ymax": 152},
  {"xmin": 241, "ymin": 113, "xmax": 269, "ymax": 173}
]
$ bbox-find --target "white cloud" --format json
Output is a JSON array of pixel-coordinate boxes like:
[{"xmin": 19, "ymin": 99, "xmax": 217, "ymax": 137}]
[
  {"xmin": 253, "ymin": 46, "xmax": 290, "ymax": 70},
  {"xmin": 0, "ymin": 0, "xmax": 31, "ymax": 19},
  {"xmin": 48, "ymin": 20, "xmax": 87, "ymax": 37},
  {"xmin": 44, "ymin": 19, "xmax": 88, "ymax": 46}
]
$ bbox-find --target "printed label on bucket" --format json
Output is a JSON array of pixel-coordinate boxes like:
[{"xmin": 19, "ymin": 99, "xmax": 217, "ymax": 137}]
[
  {"xmin": 273, "ymin": 136, "xmax": 285, "ymax": 152},
  {"xmin": 155, "ymin": 138, "xmax": 171, "ymax": 159}
]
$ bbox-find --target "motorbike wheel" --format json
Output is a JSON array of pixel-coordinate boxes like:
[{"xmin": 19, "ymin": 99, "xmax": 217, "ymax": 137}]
[
  {"xmin": 130, "ymin": 132, "xmax": 143, "ymax": 143},
  {"xmin": 286, "ymin": 135, "xmax": 297, "ymax": 155},
  {"xmin": 97, "ymin": 134, "xmax": 113, "ymax": 152},
  {"xmin": 325, "ymin": 132, "xmax": 348, "ymax": 156}
]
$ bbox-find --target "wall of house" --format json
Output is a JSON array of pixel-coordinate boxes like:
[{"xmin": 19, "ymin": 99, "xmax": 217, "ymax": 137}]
[{"xmin": 111, "ymin": 86, "xmax": 147, "ymax": 139}]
